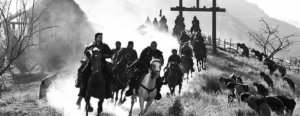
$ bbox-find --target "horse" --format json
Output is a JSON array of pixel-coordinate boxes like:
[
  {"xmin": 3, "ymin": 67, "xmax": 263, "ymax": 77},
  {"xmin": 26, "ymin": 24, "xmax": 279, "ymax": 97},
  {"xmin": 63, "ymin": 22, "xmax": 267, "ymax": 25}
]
[
  {"xmin": 111, "ymin": 56, "xmax": 132, "ymax": 106},
  {"xmin": 190, "ymin": 32, "xmax": 207, "ymax": 72},
  {"xmin": 180, "ymin": 42, "xmax": 194, "ymax": 82},
  {"xmin": 166, "ymin": 62, "xmax": 182, "ymax": 95},
  {"xmin": 128, "ymin": 58, "xmax": 162, "ymax": 116},
  {"xmin": 84, "ymin": 47, "xmax": 106, "ymax": 116}
]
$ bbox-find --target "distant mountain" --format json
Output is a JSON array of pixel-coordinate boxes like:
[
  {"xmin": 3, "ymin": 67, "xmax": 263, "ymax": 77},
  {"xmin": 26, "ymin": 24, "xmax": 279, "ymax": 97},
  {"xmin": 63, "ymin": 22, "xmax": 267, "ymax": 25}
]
[
  {"xmin": 217, "ymin": 0, "xmax": 300, "ymax": 59},
  {"xmin": 73, "ymin": 0, "xmax": 299, "ymax": 59}
]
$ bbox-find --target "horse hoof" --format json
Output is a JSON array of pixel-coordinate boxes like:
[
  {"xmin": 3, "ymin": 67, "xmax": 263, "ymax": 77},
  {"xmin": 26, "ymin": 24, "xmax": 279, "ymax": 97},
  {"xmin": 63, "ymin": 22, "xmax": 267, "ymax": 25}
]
[{"xmin": 86, "ymin": 106, "xmax": 93, "ymax": 112}]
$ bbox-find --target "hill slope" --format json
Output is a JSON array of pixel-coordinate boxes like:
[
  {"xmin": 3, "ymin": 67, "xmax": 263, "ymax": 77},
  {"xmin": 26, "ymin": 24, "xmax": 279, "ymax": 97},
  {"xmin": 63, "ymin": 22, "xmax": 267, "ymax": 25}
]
[{"xmin": 1, "ymin": 46, "xmax": 300, "ymax": 116}]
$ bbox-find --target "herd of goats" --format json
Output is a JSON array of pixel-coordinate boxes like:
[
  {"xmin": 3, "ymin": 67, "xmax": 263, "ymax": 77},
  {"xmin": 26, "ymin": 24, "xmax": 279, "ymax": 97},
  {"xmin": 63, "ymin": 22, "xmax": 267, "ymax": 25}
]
[{"xmin": 218, "ymin": 43, "xmax": 297, "ymax": 116}]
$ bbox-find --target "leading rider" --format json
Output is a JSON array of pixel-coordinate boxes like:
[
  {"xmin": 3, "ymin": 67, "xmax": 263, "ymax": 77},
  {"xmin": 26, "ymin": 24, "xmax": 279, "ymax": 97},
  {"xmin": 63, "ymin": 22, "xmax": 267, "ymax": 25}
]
[{"xmin": 83, "ymin": 32, "xmax": 115, "ymax": 99}]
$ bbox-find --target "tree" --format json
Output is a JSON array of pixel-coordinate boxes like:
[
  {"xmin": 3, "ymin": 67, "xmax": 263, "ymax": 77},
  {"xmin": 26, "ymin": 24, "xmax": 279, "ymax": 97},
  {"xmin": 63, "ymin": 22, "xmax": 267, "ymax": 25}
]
[
  {"xmin": 247, "ymin": 18, "xmax": 298, "ymax": 58},
  {"xmin": 0, "ymin": 0, "xmax": 55, "ymax": 86}
]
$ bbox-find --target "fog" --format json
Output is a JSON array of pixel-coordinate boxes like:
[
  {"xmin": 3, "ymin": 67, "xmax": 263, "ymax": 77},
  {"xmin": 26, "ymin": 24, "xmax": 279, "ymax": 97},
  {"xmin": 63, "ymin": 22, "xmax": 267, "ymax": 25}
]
[{"xmin": 42, "ymin": 0, "xmax": 197, "ymax": 115}]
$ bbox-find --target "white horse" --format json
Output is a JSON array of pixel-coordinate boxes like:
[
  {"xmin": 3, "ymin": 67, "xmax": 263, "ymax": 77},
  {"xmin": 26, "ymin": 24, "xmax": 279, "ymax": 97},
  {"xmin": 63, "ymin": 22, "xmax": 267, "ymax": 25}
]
[{"xmin": 128, "ymin": 58, "xmax": 162, "ymax": 116}]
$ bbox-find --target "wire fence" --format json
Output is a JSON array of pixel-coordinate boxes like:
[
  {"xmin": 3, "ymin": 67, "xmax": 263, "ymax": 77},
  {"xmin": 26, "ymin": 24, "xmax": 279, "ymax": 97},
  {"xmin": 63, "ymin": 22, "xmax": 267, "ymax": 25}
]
[{"xmin": 202, "ymin": 35, "xmax": 300, "ymax": 73}]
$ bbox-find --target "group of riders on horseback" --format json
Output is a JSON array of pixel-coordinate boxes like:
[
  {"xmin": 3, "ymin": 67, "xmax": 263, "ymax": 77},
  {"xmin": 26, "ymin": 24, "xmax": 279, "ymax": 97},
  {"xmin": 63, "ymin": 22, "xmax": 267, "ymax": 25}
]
[
  {"xmin": 144, "ymin": 15, "xmax": 168, "ymax": 32},
  {"xmin": 74, "ymin": 15, "xmax": 206, "ymax": 116}
]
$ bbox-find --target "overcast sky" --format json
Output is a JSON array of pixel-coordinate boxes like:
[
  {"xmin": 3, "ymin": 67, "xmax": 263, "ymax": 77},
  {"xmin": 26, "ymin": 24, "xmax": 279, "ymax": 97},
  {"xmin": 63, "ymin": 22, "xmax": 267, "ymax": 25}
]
[
  {"xmin": 246, "ymin": 0, "xmax": 300, "ymax": 22},
  {"xmin": 8, "ymin": 0, "xmax": 300, "ymax": 26}
]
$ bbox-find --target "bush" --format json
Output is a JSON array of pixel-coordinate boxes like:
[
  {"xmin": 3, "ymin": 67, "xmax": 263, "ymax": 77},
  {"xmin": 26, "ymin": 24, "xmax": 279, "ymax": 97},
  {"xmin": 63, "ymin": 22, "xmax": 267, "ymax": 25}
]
[
  {"xmin": 201, "ymin": 76, "xmax": 221, "ymax": 93},
  {"xmin": 167, "ymin": 97, "xmax": 184, "ymax": 116}
]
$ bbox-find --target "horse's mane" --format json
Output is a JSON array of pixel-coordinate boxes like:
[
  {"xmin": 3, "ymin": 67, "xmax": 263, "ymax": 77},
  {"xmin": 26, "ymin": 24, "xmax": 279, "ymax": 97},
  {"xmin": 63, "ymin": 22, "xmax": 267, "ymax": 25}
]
[{"xmin": 150, "ymin": 58, "xmax": 161, "ymax": 65}]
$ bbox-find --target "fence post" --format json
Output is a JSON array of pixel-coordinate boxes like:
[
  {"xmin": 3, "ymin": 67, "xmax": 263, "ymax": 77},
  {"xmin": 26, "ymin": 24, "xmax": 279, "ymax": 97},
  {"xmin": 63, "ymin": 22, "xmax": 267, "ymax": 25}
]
[{"xmin": 224, "ymin": 39, "xmax": 226, "ymax": 50}]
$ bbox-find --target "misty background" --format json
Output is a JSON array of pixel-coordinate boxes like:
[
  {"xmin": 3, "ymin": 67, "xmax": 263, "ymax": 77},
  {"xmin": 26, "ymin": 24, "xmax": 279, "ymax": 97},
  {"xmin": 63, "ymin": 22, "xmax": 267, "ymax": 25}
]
[{"xmin": 4, "ymin": 0, "xmax": 299, "ymax": 115}]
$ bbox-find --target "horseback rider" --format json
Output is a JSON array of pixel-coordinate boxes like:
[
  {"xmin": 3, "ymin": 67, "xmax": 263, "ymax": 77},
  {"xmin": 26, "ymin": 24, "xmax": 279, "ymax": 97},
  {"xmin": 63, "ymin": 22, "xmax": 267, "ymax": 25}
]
[
  {"xmin": 163, "ymin": 49, "xmax": 183, "ymax": 84},
  {"xmin": 159, "ymin": 15, "xmax": 167, "ymax": 25},
  {"xmin": 153, "ymin": 18, "xmax": 159, "ymax": 29},
  {"xmin": 179, "ymin": 31, "xmax": 191, "ymax": 52},
  {"xmin": 112, "ymin": 41, "xmax": 138, "ymax": 73},
  {"xmin": 180, "ymin": 42, "xmax": 195, "ymax": 72},
  {"xmin": 112, "ymin": 41, "xmax": 121, "ymax": 64},
  {"xmin": 159, "ymin": 15, "xmax": 168, "ymax": 32},
  {"xmin": 125, "ymin": 41, "xmax": 164, "ymax": 100},
  {"xmin": 190, "ymin": 16, "xmax": 201, "ymax": 34},
  {"xmin": 145, "ymin": 16, "xmax": 152, "ymax": 26},
  {"xmin": 83, "ymin": 32, "xmax": 114, "ymax": 99},
  {"xmin": 194, "ymin": 31, "xmax": 205, "ymax": 46}
]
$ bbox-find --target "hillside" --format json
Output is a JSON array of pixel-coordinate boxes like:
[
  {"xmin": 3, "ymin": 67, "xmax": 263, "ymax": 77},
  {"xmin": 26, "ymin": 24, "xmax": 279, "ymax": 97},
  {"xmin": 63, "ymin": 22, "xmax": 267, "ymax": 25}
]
[
  {"xmin": 1, "ymin": 46, "xmax": 300, "ymax": 116},
  {"xmin": 217, "ymin": 0, "xmax": 300, "ymax": 59}
]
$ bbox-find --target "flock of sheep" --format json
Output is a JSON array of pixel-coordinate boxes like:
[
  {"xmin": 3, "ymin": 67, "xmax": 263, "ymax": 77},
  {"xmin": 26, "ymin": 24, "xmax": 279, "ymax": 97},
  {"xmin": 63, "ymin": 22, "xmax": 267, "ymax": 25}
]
[{"xmin": 218, "ymin": 44, "xmax": 297, "ymax": 116}]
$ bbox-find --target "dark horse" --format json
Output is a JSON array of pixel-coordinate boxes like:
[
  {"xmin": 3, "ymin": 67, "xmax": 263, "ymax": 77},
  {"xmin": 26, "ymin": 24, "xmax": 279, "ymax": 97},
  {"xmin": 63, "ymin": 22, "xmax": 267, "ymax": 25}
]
[
  {"xmin": 180, "ymin": 42, "xmax": 194, "ymax": 82},
  {"xmin": 167, "ymin": 62, "xmax": 182, "ymax": 95},
  {"xmin": 111, "ymin": 56, "xmax": 131, "ymax": 106},
  {"xmin": 190, "ymin": 32, "xmax": 207, "ymax": 72},
  {"xmin": 84, "ymin": 48, "xmax": 106, "ymax": 116}
]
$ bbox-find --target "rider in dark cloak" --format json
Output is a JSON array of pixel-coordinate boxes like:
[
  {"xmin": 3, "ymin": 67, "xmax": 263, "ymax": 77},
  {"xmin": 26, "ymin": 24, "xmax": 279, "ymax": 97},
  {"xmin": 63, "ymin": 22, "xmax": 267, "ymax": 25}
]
[{"xmin": 125, "ymin": 41, "xmax": 164, "ymax": 100}]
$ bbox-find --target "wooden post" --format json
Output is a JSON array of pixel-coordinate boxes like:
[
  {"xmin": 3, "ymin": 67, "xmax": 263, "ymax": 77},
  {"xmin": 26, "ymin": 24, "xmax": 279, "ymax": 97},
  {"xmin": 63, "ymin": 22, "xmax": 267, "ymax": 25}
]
[{"xmin": 224, "ymin": 39, "xmax": 226, "ymax": 50}]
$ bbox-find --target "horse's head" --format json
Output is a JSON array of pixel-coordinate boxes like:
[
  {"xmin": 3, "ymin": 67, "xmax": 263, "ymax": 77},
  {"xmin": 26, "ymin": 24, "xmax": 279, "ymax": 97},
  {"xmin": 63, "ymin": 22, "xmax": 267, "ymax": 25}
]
[
  {"xmin": 90, "ymin": 47, "xmax": 102, "ymax": 72},
  {"xmin": 150, "ymin": 57, "xmax": 162, "ymax": 79}
]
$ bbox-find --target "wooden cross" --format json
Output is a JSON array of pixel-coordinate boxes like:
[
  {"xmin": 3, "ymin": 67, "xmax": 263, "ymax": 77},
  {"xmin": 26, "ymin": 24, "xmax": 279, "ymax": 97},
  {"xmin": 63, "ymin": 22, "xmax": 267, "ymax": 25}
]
[{"xmin": 171, "ymin": 0, "xmax": 226, "ymax": 53}]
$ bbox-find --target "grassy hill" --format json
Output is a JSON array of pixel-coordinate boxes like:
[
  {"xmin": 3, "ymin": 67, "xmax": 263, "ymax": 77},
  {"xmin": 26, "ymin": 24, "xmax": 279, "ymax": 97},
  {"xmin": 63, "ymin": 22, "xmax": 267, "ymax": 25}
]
[{"xmin": 1, "ymin": 46, "xmax": 300, "ymax": 116}]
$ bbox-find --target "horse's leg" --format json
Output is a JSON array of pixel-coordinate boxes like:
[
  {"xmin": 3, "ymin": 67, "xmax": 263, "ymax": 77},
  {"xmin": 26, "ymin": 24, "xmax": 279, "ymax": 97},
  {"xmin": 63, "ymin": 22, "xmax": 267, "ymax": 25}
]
[
  {"xmin": 197, "ymin": 60, "xmax": 201, "ymax": 72},
  {"xmin": 120, "ymin": 89, "xmax": 126, "ymax": 104},
  {"xmin": 139, "ymin": 97, "xmax": 145, "ymax": 116},
  {"xmin": 84, "ymin": 93, "xmax": 93, "ymax": 116},
  {"xmin": 144, "ymin": 99, "xmax": 154, "ymax": 115},
  {"xmin": 114, "ymin": 89, "xmax": 119, "ymax": 106},
  {"xmin": 179, "ymin": 83, "xmax": 182, "ymax": 95},
  {"xmin": 96, "ymin": 98, "xmax": 104, "ymax": 116},
  {"xmin": 76, "ymin": 96, "xmax": 82, "ymax": 109},
  {"xmin": 187, "ymin": 72, "xmax": 189, "ymax": 83},
  {"xmin": 169, "ymin": 85, "xmax": 172, "ymax": 96},
  {"xmin": 128, "ymin": 96, "xmax": 135, "ymax": 116}
]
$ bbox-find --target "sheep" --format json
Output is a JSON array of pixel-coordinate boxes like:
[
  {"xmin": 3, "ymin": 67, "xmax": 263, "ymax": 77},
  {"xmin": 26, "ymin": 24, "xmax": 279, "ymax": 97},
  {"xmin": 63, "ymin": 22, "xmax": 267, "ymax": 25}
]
[
  {"xmin": 236, "ymin": 76, "xmax": 243, "ymax": 84},
  {"xmin": 218, "ymin": 77, "xmax": 235, "ymax": 85},
  {"xmin": 253, "ymin": 82, "xmax": 269, "ymax": 96},
  {"xmin": 227, "ymin": 82, "xmax": 249, "ymax": 103},
  {"xmin": 251, "ymin": 49, "xmax": 263, "ymax": 61},
  {"xmin": 263, "ymin": 58, "xmax": 277, "ymax": 75},
  {"xmin": 277, "ymin": 65, "xmax": 287, "ymax": 77},
  {"xmin": 263, "ymin": 58, "xmax": 286, "ymax": 77},
  {"xmin": 241, "ymin": 93, "xmax": 271, "ymax": 116},
  {"xmin": 265, "ymin": 96, "xmax": 285, "ymax": 115},
  {"xmin": 282, "ymin": 77, "xmax": 295, "ymax": 92},
  {"xmin": 237, "ymin": 43, "xmax": 249, "ymax": 58},
  {"xmin": 276, "ymin": 95, "xmax": 296, "ymax": 116},
  {"xmin": 259, "ymin": 72, "xmax": 274, "ymax": 89}
]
